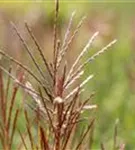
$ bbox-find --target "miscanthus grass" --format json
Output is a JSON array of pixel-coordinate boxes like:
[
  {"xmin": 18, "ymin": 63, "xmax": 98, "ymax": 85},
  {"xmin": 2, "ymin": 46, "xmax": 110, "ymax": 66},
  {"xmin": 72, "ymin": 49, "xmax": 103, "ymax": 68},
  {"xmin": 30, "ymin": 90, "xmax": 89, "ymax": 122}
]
[{"xmin": 0, "ymin": 0, "xmax": 125, "ymax": 150}]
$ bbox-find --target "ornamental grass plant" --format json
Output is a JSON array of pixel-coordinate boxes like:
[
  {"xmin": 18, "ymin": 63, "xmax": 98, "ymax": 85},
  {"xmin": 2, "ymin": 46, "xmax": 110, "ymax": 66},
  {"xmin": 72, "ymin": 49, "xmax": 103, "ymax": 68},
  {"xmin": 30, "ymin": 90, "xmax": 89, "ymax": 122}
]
[{"xmin": 0, "ymin": 0, "xmax": 125, "ymax": 150}]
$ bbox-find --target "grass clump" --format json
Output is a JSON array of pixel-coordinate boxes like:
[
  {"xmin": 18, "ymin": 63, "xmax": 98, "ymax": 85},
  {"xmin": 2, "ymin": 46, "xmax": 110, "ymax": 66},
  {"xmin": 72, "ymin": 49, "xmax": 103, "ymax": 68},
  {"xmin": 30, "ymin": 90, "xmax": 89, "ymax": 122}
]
[{"xmin": 0, "ymin": 0, "xmax": 124, "ymax": 150}]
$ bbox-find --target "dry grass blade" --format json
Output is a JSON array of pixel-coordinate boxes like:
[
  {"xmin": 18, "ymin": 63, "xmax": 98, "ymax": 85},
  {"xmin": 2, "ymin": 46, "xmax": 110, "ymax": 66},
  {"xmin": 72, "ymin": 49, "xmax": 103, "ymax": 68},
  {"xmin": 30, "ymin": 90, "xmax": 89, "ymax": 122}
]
[
  {"xmin": 57, "ymin": 10, "xmax": 76, "ymax": 69},
  {"xmin": 65, "ymin": 74, "xmax": 94, "ymax": 100},
  {"xmin": 17, "ymin": 117, "xmax": 37, "ymax": 150},
  {"xmin": 0, "ymin": 70, "xmax": 7, "ymax": 149},
  {"xmin": 0, "ymin": 118, "xmax": 4, "ymax": 132},
  {"xmin": 69, "ymin": 39, "xmax": 117, "ymax": 83},
  {"xmin": 0, "ymin": 131, "xmax": 4, "ymax": 148},
  {"xmin": 0, "ymin": 49, "xmax": 51, "ymax": 90},
  {"xmin": 65, "ymin": 31, "xmax": 99, "ymax": 86},
  {"xmin": 87, "ymin": 39, "xmax": 117, "ymax": 63},
  {"xmin": 0, "ymin": 69, "xmax": 23, "ymax": 150},
  {"xmin": 75, "ymin": 97, "xmax": 92, "ymax": 120},
  {"xmin": 7, "ymin": 71, "xmax": 23, "ymax": 131},
  {"xmin": 62, "ymin": 122, "xmax": 76, "ymax": 150},
  {"xmin": 54, "ymin": 87, "xmax": 79, "ymax": 150},
  {"xmin": 18, "ymin": 129, "xmax": 28, "ymax": 150},
  {"xmin": 11, "ymin": 22, "xmax": 49, "ymax": 84},
  {"xmin": 9, "ymin": 109, "xmax": 19, "ymax": 149},
  {"xmin": 61, "ymin": 10, "xmax": 76, "ymax": 51},
  {"xmin": 24, "ymin": 22, "xmax": 53, "ymax": 79},
  {"xmin": 57, "ymin": 15, "xmax": 86, "ymax": 68},
  {"xmin": 54, "ymin": 62, "xmax": 67, "ymax": 98},
  {"xmin": 61, "ymin": 87, "xmax": 80, "ymax": 126},
  {"xmin": 64, "ymin": 70, "xmax": 84, "ymax": 90},
  {"xmin": 75, "ymin": 119, "xmax": 95, "ymax": 150},
  {"xmin": 5, "ymin": 66, "xmax": 12, "ymax": 102},
  {"xmin": 61, "ymin": 91, "xmax": 80, "ymax": 146},
  {"xmin": 0, "ymin": 69, "xmax": 4, "ymax": 103},
  {"xmin": 25, "ymin": 81, "xmax": 46, "ymax": 113},
  {"xmin": 66, "ymin": 87, "xmax": 80, "ymax": 120},
  {"xmin": 54, "ymin": 39, "xmax": 61, "ymax": 86},
  {"xmin": 39, "ymin": 126, "xmax": 50, "ymax": 150},
  {"xmin": 24, "ymin": 110, "xmax": 34, "ymax": 150},
  {"xmin": 62, "ymin": 111, "xmax": 79, "ymax": 150},
  {"xmin": 0, "ymin": 65, "xmax": 49, "ymax": 102},
  {"xmin": 39, "ymin": 88, "xmax": 56, "ymax": 135},
  {"xmin": 53, "ymin": 0, "xmax": 59, "ymax": 67},
  {"xmin": 62, "ymin": 93, "xmax": 94, "ymax": 150},
  {"xmin": 0, "ymin": 69, "xmax": 6, "ymax": 124},
  {"xmin": 71, "ymin": 93, "xmax": 95, "ymax": 123}
]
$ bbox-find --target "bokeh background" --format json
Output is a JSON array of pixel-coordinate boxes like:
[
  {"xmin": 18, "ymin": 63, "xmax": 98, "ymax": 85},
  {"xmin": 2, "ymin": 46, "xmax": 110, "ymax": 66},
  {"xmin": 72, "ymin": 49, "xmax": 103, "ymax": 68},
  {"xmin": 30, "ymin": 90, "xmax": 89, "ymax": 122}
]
[{"xmin": 0, "ymin": 1, "xmax": 135, "ymax": 149}]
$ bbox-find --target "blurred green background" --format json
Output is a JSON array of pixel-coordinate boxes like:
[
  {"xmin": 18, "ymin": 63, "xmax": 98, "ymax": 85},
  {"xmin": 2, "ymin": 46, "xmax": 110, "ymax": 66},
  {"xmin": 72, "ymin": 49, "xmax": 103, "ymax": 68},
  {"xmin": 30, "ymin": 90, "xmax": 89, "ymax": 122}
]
[{"xmin": 0, "ymin": 1, "xmax": 135, "ymax": 149}]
